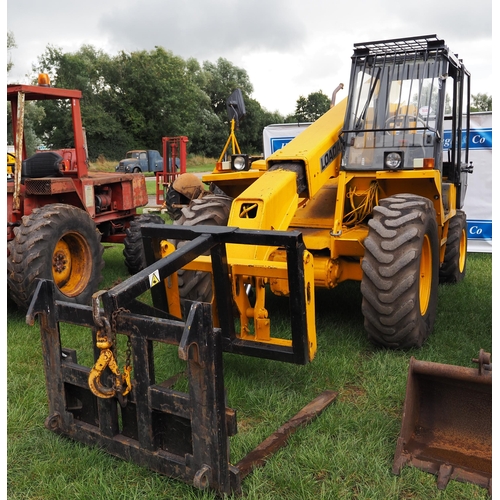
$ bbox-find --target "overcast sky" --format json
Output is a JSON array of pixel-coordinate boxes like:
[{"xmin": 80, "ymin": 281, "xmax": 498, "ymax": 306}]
[{"xmin": 6, "ymin": 0, "xmax": 493, "ymax": 117}]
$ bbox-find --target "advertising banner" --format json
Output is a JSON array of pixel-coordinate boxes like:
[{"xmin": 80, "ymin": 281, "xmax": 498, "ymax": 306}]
[
  {"xmin": 263, "ymin": 112, "xmax": 492, "ymax": 253},
  {"xmin": 457, "ymin": 112, "xmax": 492, "ymax": 253}
]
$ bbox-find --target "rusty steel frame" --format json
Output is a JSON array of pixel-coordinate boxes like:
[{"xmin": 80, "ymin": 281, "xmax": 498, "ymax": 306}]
[
  {"xmin": 392, "ymin": 352, "xmax": 492, "ymax": 494},
  {"xmin": 26, "ymin": 225, "xmax": 337, "ymax": 496}
]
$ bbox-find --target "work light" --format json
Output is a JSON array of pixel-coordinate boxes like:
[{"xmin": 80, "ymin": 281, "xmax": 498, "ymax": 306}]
[
  {"xmin": 384, "ymin": 151, "xmax": 403, "ymax": 169},
  {"xmin": 231, "ymin": 154, "xmax": 250, "ymax": 171}
]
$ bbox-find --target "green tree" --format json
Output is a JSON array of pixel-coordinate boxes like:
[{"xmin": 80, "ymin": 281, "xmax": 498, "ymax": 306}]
[
  {"xmin": 32, "ymin": 45, "xmax": 133, "ymax": 160},
  {"xmin": 233, "ymin": 97, "xmax": 284, "ymax": 155},
  {"xmin": 194, "ymin": 58, "xmax": 253, "ymax": 156},
  {"xmin": 7, "ymin": 102, "xmax": 45, "ymax": 156},
  {"xmin": 104, "ymin": 47, "xmax": 209, "ymax": 154},
  {"xmin": 32, "ymin": 45, "xmax": 211, "ymax": 160},
  {"xmin": 7, "ymin": 31, "xmax": 16, "ymax": 73},
  {"xmin": 201, "ymin": 58, "xmax": 253, "ymax": 116},
  {"xmin": 471, "ymin": 93, "xmax": 492, "ymax": 112},
  {"xmin": 287, "ymin": 90, "xmax": 331, "ymax": 122},
  {"xmin": 28, "ymin": 44, "xmax": 286, "ymax": 160},
  {"xmin": 7, "ymin": 31, "xmax": 44, "ymax": 155},
  {"xmin": 197, "ymin": 58, "xmax": 288, "ymax": 155}
]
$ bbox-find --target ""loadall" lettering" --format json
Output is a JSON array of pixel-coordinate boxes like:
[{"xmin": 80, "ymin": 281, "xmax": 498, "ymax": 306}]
[{"xmin": 320, "ymin": 140, "xmax": 342, "ymax": 171}]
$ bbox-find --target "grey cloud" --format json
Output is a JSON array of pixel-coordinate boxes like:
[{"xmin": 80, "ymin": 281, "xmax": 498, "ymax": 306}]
[{"xmin": 98, "ymin": 0, "xmax": 306, "ymax": 61}]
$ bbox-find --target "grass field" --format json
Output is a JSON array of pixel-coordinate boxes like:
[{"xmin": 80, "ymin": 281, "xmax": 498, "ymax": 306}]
[{"xmin": 7, "ymin": 247, "xmax": 492, "ymax": 499}]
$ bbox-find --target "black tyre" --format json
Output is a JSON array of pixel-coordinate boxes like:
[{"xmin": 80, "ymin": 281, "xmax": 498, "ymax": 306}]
[
  {"xmin": 174, "ymin": 194, "xmax": 233, "ymax": 303},
  {"xmin": 439, "ymin": 210, "xmax": 467, "ymax": 283},
  {"xmin": 165, "ymin": 183, "xmax": 190, "ymax": 221},
  {"xmin": 123, "ymin": 213, "xmax": 165, "ymax": 274},
  {"xmin": 7, "ymin": 204, "xmax": 104, "ymax": 310},
  {"xmin": 360, "ymin": 194, "xmax": 439, "ymax": 349}
]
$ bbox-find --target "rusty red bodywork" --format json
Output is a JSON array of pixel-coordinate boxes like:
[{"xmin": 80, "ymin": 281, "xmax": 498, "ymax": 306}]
[{"xmin": 7, "ymin": 83, "xmax": 148, "ymax": 244}]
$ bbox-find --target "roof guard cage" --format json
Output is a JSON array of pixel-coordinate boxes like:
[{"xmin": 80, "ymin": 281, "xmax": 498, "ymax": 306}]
[{"xmin": 352, "ymin": 34, "xmax": 447, "ymax": 57}]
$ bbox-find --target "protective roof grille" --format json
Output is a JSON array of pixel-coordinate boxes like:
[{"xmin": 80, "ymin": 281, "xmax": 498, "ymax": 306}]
[{"xmin": 353, "ymin": 35, "xmax": 445, "ymax": 57}]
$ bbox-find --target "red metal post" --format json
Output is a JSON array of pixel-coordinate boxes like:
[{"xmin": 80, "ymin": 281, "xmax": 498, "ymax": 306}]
[{"xmin": 157, "ymin": 137, "xmax": 189, "ymax": 205}]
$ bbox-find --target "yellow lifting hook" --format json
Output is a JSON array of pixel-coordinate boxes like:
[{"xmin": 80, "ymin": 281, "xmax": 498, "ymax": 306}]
[{"xmin": 88, "ymin": 321, "xmax": 132, "ymax": 400}]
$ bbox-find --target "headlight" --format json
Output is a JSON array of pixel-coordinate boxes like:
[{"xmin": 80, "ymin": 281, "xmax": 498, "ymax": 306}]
[
  {"xmin": 231, "ymin": 154, "xmax": 250, "ymax": 171},
  {"xmin": 384, "ymin": 152, "xmax": 403, "ymax": 169}
]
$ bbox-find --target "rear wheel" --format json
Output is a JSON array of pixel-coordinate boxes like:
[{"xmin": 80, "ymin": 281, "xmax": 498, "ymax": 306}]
[
  {"xmin": 174, "ymin": 194, "xmax": 233, "ymax": 304},
  {"xmin": 360, "ymin": 194, "xmax": 439, "ymax": 349},
  {"xmin": 165, "ymin": 183, "xmax": 190, "ymax": 221},
  {"xmin": 7, "ymin": 204, "xmax": 104, "ymax": 310},
  {"xmin": 123, "ymin": 213, "xmax": 165, "ymax": 274},
  {"xmin": 439, "ymin": 210, "xmax": 467, "ymax": 283},
  {"xmin": 165, "ymin": 173, "xmax": 205, "ymax": 221}
]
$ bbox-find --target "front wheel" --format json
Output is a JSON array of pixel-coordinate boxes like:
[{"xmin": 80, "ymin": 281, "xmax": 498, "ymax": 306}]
[
  {"xmin": 123, "ymin": 213, "xmax": 165, "ymax": 274},
  {"xmin": 173, "ymin": 194, "xmax": 233, "ymax": 304},
  {"xmin": 7, "ymin": 204, "xmax": 104, "ymax": 310},
  {"xmin": 360, "ymin": 194, "xmax": 439, "ymax": 349}
]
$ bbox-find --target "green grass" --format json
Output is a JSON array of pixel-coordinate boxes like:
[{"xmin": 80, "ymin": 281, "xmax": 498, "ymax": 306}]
[{"xmin": 7, "ymin": 250, "xmax": 492, "ymax": 499}]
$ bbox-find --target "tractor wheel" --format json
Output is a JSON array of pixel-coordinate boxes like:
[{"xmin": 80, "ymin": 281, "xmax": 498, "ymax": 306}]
[
  {"xmin": 174, "ymin": 194, "xmax": 233, "ymax": 304},
  {"xmin": 7, "ymin": 204, "xmax": 104, "ymax": 310},
  {"xmin": 439, "ymin": 210, "xmax": 467, "ymax": 284},
  {"xmin": 165, "ymin": 174, "xmax": 205, "ymax": 221},
  {"xmin": 165, "ymin": 183, "xmax": 190, "ymax": 221},
  {"xmin": 360, "ymin": 194, "xmax": 439, "ymax": 349},
  {"xmin": 123, "ymin": 213, "xmax": 165, "ymax": 274}
]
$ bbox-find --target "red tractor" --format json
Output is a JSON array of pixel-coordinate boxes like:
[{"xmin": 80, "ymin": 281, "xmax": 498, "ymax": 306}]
[{"xmin": 7, "ymin": 75, "xmax": 163, "ymax": 309}]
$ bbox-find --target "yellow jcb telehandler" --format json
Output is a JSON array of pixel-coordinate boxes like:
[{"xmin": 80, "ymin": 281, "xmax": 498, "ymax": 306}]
[{"xmin": 164, "ymin": 34, "xmax": 473, "ymax": 354}]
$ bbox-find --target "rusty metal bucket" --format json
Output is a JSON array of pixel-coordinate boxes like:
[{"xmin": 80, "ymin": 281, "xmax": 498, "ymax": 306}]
[{"xmin": 393, "ymin": 350, "xmax": 492, "ymax": 494}]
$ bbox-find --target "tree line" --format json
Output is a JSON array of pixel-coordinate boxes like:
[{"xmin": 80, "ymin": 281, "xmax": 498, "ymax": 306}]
[
  {"xmin": 7, "ymin": 35, "xmax": 332, "ymax": 161},
  {"xmin": 7, "ymin": 32, "xmax": 491, "ymax": 162}
]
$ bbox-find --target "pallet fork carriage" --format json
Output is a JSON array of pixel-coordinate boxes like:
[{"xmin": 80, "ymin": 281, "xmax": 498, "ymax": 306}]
[{"xmin": 27, "ymin": 224, "xmax": 337, "ymax": 496}]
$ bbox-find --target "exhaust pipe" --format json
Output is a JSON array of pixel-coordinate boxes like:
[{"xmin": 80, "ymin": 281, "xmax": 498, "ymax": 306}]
[{"xmin": 393, "ymin": 350, "xmax": 492, "ymax": 494}]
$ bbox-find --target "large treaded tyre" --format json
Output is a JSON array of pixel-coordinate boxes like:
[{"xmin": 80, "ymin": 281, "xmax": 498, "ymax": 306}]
[
  {"xmin": 439, "ymin": 210, "xmax": 467, "ymax": 284},
  {"xmin": 165, "ymin": 184, "xmax": 189, "ymax": 221},
  {"xmin": 7, "ymin": 204, "xmax": 104, "ymax": 310},
  {"xmin": 360, "ymin": 194, "xmax": 439, "ymax": 349},
  {"xmin": 165, "ymin": 173, "xmax": 205, "ymax": 221},
  {"xmin": 174, "ymin": 194, "xmax": 233, "ymax": 304},
  {"xmin": 123, "ymin": 213, "xmax": 165, "ymax": 274}
]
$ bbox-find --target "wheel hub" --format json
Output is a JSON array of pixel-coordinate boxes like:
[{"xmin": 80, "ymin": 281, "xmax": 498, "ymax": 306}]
[{"xmin": 53, "ymin": 251, "xmax": 68, "ymax": 274}]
